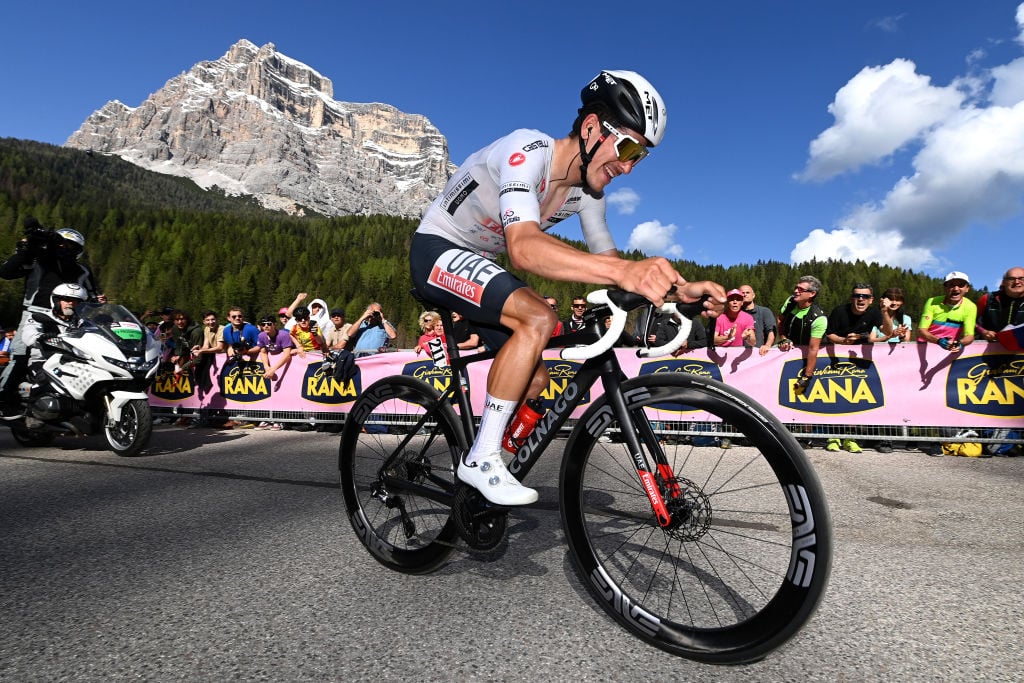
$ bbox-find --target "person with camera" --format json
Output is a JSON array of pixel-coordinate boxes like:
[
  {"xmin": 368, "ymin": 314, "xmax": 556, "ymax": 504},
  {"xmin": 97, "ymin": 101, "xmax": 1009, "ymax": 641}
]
[
  {"xmin": 347, "ymin": 302, "xmax": 397, "ymax": 357},
  {"xmin": 0, "ymin": 219, "xmax": 104, "ymax": 416}
]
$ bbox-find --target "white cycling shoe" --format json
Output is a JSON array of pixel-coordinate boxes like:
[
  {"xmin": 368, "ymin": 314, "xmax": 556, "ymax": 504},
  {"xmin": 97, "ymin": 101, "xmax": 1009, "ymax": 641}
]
[{"xmin": 457, "ymin": 452, "xmax": 539, "ymax": 506}]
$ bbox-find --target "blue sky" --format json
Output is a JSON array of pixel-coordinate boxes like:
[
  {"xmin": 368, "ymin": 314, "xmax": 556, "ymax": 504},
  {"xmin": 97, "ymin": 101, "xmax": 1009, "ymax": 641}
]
[{"xmin": 3, "ymin": 1, "xmax": 1023, "ymax": 294}]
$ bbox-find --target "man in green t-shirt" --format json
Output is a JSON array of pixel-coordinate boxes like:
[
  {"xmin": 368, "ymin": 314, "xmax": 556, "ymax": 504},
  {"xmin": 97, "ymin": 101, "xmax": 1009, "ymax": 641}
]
[{"xmin": 918, "ymin": 271, "xmax": 977, "ymax": 352}]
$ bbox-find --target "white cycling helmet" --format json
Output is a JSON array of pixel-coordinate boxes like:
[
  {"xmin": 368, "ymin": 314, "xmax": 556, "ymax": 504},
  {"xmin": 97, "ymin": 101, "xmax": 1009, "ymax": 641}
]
[
  {"xmin": 50, "ymin": 282, "xmax": 87, "ymax": 310},
  {"xmin": 581, "ymin": 70, "xmax": 667, "ymax": 146}
]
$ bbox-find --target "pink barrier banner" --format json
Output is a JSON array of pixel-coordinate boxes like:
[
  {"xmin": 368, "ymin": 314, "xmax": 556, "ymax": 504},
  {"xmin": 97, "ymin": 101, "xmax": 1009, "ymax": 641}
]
[{"xmin": 149, "ymin": 343, "xmax": 1024, "ymax": 428}]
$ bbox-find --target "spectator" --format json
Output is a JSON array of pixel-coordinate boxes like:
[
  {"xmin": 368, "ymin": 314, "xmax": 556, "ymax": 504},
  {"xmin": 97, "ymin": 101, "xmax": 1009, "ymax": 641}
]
[
  {"xmin": 670, "ymin": 316, "xmax": 710, "ymax": 355},
  {"xmin": 308, "ymin": 298, "xmax": 330, "ymax": 332},
  {"xmin": 603, "ymin": 315, "xmax": 637, "ymax": 347},
  {"xmin": 288, "ymin": 305, "xmax": 325, "ymax": 357},
  {"xmin": 636, "ymin": 307, "xmax": 686, "ymax": 350},
  {"xmin": 563, "ymin": 296, "xmax": 588, "ymax": 333},
  {"xmin": 823, "ymin": 283, "xmax": 893, "ymax": 454},
  {"xmin": 0, "ymin": 327, "xmax": 11, "ymax": 366},
  {"xmin": 918, "ymin": 271, "xmax": 977, "ymax": 352},
  {"xmin": 738, "ymin": 284, "xmax": 777, "ymax": 355},
  {"xmin": 544, "ymin": 296, "xmax": 564, "ymax": 336},
  {"xmin": 870, "ymin": 288, "xmax": 912, "ymax": 343},
  {"xmin": 714, "ymin": 289, "xmax": 756, "ymax": 347},
  {"xmin": 976, "ymin": 266, "xmax": 1024, "ymax": 348},
  {"xmin": 451, "ymin": 310, "xmax": 482, "ymax": 351},
  {"xmin": 415, "ymin": 310, "xmax": 445, "ymax": 356},
  {"xmin": 0, "ymin": 223, "xmax": 104, "ymax": 415},
  {"xmin": 143, "ymin": 316, "xmax": 161, "ymax": 342},
  {"xmin": 221, "ymin": 307, "xmax": 260, "ymax": 366},
  {"xmin": 280, "ymin": 292, "xmax": 327, "ymax": 331},
  {"xmin": 348, "ymin": 302, "xmax": 397, "ymax": 357},
  {"xmin": 190, "ymin": 309, "xmax": 224, "ymax": 393},
  {"xmin": 256, "ymin": 314, "xmax": 294, "ymax": 380},
  {"xmin": 776, "ymin": 275, "xmax": 827, "ymax": 390},
  {"xmin": 826, "ymin": 283, "xmax": 892, "ymax": 346},
  {"xmin": 168, "ymin": 310, "xmax": 198, "ymax": 374},
  {"xmin": 324, "ymin": 309, "xmax": 350, "ymax": 350}
]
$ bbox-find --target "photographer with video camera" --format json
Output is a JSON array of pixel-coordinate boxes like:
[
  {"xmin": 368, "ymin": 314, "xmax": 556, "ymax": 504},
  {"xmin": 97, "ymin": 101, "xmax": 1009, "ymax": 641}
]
[
  {"xmin": 347, "ymin": 301, "xmax": 397, "ymax": 357},
  {"xmin": 0, "ymin": 217, "xmax": 105, "ymax": 416}
]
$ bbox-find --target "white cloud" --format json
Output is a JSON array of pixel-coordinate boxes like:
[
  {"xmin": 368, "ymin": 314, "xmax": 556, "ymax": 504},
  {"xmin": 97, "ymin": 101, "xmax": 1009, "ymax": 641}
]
[
  {"xmin": 792, "ymin": 6, "xmax": 1024, "ymax": 273},
  {"xmin": 991, "ymin": 57, "xmax": 1024, "ymax": 106},
  {"xmin": 790, "ymin": 227, "xmax": 940, "ymax": 271},
  {"xmin": 793, "ymin": 99, "xmax": 1024, "ymax": 270},
  {"xmin": 626, "ymin": 220, "xmax": 684, "ymax": 258},
  {"xmin": 1018, "ymin": 2, "xmax": 1024, "ymax": 45},
  {"xmin": 796, "ymin": 58, "xmax": 964, "ymax": 182},
  {"xmin": 606, "ymin": 187, "xmax": 641, "ymax": 215}
]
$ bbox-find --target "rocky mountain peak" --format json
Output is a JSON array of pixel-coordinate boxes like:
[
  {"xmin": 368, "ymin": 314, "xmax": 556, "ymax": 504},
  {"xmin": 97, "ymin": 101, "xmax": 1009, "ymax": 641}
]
[{"xmin": 66, "ymin": 39, "xmax": 452, "ymax": 217}]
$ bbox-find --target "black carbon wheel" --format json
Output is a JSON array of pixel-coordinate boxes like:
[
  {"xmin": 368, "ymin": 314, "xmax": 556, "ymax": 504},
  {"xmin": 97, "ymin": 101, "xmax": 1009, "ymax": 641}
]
[
  {"xmin": 340, "ymin": 376, "xmax": 466, "ymax": 574},
  {"xmin": 560, "ymin": 373, "xmax": 832, "ymax": 664}
]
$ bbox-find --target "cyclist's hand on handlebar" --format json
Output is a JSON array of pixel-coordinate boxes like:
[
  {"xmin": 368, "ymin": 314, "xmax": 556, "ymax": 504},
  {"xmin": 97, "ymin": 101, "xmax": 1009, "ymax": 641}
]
[
  {"xmin": 672, "ymin": 280, "xmax": 727, "ymax": 317},
  {"xmin": 618, "ymin": 257, "xmax": 686, "ymax": 307}
]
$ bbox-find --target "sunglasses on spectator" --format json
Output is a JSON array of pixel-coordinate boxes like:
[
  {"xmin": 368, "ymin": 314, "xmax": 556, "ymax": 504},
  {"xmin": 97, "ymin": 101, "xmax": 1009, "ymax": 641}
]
[
  {"xmin": 229, "ymin": 314, "xmax": 243, "ymax": 319},
  {"xmin": 1004, "ymin": 276, "xmax": 1024, "ymax": 283},
  {"xmin": 572, "ymin": 303, "xmax": 587, "ymax": 308},
  {"xmin": 850, "ymin": 293, "xmax": 872, "ymax": 300},
  {"xmin": 794, "ymin": 286, "xmax": 811, "ymax": 293},
  {"xmin": 295, "ymin": 316, "xmax": 309, "ymax": 322},
  {"xmin": 601, "ymin": 121, "xmax": 649, "ymax": 164}
]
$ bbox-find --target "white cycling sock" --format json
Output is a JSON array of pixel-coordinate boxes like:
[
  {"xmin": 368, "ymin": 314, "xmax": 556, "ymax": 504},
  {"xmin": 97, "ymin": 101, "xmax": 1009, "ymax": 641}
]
[{"xmin": 465, "ymin": 394, "xmax": 517, "ymax": 465}]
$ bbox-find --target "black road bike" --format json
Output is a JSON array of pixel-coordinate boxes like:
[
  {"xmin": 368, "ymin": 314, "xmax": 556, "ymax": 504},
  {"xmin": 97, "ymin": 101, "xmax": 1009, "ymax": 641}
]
[{"xmin": 339, "ymin": 290, "xmax": 832, "ymax": 664}]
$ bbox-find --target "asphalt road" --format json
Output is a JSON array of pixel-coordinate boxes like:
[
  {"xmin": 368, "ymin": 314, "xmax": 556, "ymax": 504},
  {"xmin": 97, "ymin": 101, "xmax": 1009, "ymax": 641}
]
[{"xmin": 1, "ymin": 424, "xmax": 1021, "ymax": 682}]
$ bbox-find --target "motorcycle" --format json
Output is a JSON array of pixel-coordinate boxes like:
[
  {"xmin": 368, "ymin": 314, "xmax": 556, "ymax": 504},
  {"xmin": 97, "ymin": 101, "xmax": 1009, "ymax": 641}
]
[{"xmin": 8, "ymin": 303, "xmax": 160, "ymax": 456}]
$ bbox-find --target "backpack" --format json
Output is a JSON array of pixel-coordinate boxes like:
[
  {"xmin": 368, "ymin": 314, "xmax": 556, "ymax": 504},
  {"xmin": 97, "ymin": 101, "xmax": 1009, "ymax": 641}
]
[{"xmin": 941, "ymin": 430, "xmax": 985, "ymax": 457}]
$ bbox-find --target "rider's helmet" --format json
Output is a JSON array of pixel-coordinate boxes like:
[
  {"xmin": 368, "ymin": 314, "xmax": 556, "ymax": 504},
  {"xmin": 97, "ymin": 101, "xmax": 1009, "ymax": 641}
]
[
  {"xmin": 50, "ymin": 282, "xmax": 87, "ymax": 316},
  {"xmin": 580, "ymin": 70, "xmax": 667, "ymax": 146},
  {"xmin": 54, "ymin": 228, "xmax": 85, "ymax": 261}
]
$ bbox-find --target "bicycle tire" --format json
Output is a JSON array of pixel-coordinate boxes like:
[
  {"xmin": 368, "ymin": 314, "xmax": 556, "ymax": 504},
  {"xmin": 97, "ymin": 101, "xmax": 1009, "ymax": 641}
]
[
  {"xmin": 340, "ymin": 376, "xmax": 466, "ymax": 574},
  {"xmin": 560, "ymin": 373, "xmax": 832, "ymax": 664}
]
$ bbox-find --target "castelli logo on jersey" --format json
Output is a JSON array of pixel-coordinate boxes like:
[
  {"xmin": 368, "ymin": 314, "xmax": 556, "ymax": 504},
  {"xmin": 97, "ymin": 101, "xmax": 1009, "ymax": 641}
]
[{"xmin": 508, "ymin": 152, "xmax": 526, "ymax": 166}]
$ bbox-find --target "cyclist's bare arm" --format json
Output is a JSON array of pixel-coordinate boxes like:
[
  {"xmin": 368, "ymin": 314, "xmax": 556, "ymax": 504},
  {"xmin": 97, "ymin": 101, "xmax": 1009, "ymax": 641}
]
[{"xmin": 505, "ymin": 221, "xmax": 720, "ymax": 308}]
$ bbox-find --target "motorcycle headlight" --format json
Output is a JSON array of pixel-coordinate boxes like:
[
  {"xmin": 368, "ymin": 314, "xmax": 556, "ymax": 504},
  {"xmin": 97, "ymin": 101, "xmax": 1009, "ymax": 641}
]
[{"xmin": 104, "ymin": 356, "xmax": 159, "ymax": 373}]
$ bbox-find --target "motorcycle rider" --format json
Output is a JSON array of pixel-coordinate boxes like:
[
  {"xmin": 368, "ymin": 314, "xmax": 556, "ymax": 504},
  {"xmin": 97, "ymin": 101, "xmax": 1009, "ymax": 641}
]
[
  {"xmin": 2, "ymin": 283, "xmax": 86, "ymax": 419},
  {"xmin": 0, "ymin": 220, "xmax": 104, "ymax": 415}
]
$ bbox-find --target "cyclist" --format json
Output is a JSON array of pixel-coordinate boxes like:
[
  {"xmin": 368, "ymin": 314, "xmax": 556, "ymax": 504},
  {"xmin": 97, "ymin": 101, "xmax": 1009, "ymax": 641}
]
[{"xmin": 410, "ymin": 70, "xmax": 725, "ymax": 505}]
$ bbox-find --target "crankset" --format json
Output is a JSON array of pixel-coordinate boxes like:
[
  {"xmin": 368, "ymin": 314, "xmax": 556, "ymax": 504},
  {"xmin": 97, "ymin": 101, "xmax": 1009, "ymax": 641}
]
[{"xmin": 452, "ymin": 484, "xmax": 508, "ymax": 551}]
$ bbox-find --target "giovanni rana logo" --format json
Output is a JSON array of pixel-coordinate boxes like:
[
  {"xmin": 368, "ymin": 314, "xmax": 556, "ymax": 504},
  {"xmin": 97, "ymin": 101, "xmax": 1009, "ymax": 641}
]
[
  {"xmin": 402, "ymin": 360, "xmax": 453, "ymax": 394},
  {"xmin": 778, "ymin": 358, "xmax": 884, "ymax": 414},
  {"xmin": 946, "ymin": 355, "xmax": 1024, "ymax": 418},
  {"xmin": 301, "ymin": 361, "xmax": 360, "ymax": 405}
]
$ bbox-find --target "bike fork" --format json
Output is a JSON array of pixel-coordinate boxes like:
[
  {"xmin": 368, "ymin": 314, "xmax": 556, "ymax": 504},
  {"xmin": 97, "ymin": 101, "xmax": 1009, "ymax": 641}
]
[{"xmin": 602, "ymin": 378, "xmax": 674, "ymax": 528}]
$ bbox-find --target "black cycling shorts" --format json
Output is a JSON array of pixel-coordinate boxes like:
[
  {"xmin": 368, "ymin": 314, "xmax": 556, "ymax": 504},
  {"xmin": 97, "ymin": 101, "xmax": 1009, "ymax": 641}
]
[{"xmin": 409, "ymin": 232, "xmax": 527, "ymax": 351}]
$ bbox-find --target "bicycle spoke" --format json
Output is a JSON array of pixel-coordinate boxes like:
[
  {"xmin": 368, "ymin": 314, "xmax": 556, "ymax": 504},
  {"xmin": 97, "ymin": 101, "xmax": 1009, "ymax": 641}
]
[{"xmin": 561, "ymin": 373, "xmax": 831, "ymax": 663}]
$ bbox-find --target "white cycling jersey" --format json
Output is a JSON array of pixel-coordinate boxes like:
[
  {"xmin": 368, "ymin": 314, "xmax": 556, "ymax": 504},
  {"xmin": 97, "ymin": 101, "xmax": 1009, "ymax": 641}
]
[{"xmin": 417, "ymin": 129, "xmax": 616, "ymax": 259}]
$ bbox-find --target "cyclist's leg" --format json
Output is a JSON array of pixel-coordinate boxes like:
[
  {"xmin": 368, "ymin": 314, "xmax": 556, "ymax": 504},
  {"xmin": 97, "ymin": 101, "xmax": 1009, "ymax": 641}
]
[{"xmin": 410, "ymin": 234, "xmax": 553, "ymax": 505}]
